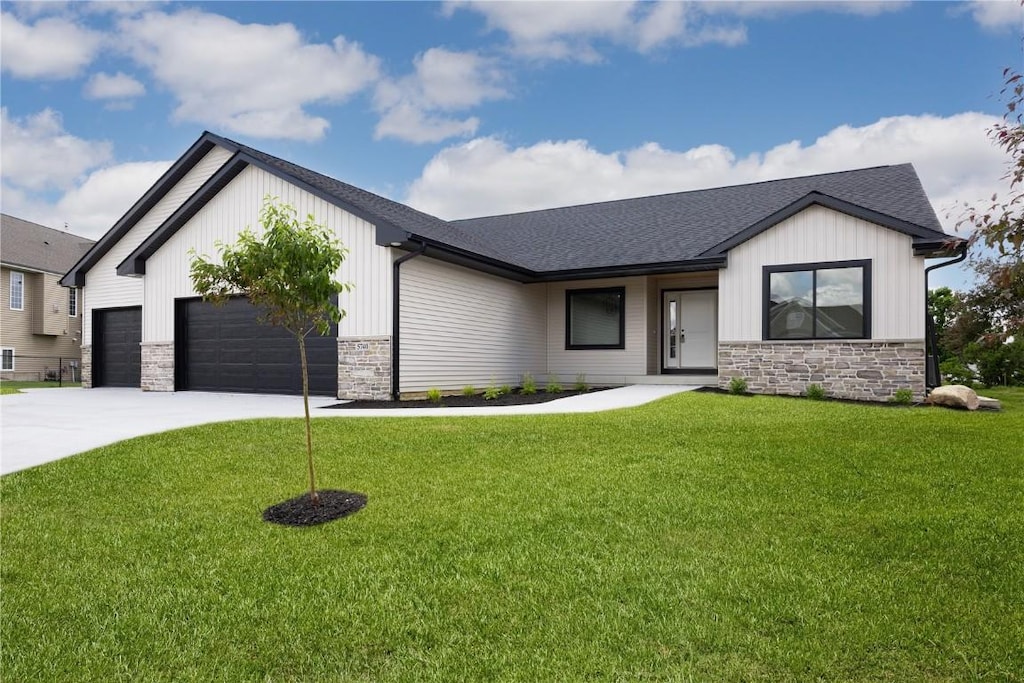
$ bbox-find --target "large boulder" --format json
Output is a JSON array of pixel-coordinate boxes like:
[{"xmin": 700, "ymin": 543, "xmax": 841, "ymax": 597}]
[{"xmin": 929, "ymin": 385, "xmax": 980, "ymax": 411}]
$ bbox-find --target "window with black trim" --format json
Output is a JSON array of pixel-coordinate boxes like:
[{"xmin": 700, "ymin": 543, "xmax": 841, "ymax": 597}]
[
  {"xmin": 566, "ymin": 287, "xmax": 625, "ymax": 350},
  {"xmin": 2, "ymin": 348, "xmax": 14, "ymax": 371},
  {"xmin": 763, "ymin": 260, "xmax": 871, "ymax": 340}
]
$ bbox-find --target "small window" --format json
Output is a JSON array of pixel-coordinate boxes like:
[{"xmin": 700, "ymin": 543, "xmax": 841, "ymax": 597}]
[
  {"xmin": 566, "ymin": 287, "xmax": 626, "ymax": 350},
  {"xmin": 763, "ymin": 260, "xmax": 871, "ymax": 340},
  {"xmin": 1, "ymin": 348, "xmax": 14, "ymax": 371},
  {"xmin": 9, "ymin": 272, "xmax": 24, "ymax": 311},
  {"xmin": 68, "ymin": 288, "xmax": 78, "ymax": 317}
]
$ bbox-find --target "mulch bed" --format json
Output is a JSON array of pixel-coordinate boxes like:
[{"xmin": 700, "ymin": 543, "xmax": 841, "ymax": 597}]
[
  {"xmin": 324, "ymin": 388, "xmax": 611, "ymax": 410},
  {"xmin": 263, "ymin": 490, "xmax": 367, "ymax": 527}
]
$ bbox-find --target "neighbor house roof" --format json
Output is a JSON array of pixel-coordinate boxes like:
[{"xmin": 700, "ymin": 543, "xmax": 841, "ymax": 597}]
[
  {"xmin": 68, "ymin": 131, "xmax": 958, "ymax": 287},
  {"xmin": 1, "ymin": 214, "xmax": 95, "ymax": 277}
]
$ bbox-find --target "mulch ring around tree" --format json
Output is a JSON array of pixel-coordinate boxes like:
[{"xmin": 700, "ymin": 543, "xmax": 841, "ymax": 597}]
[
  {"xmin": 324, "ymin": 388, "xmax": 611, "ymax": 410},
  {"xmin": 263, "ymin": 490, "xmax": 367, "ymax": 527}
]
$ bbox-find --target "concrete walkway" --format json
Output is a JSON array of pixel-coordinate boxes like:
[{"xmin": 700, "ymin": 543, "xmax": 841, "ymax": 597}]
[{"xmin": 1, "ymin": 385, "xmax": 697, "ymax": 475}]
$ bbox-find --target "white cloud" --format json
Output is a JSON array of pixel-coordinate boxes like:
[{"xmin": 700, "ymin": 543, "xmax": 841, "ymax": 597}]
[
  {"xmin": 83, "ymin": 71, "xmax": 146, "ymax": 100},
  {"xmin": 445, "ymin": 1, "xmax": 640, "ymax": 60},
  {"xmin": 118, "ymin": 9, "xmax": 380, "ymax": 141},
  {"xmin": 405, "ymin": 112, "xmax": 1005, "ymax": 236},
  {"xmin": 374, "ymin": 48, "xmax": 508, "ymax": 143},
  {"xmin": 375, "ymin": 103, "xmax": 481, "ymax": 145},
  {"xmin": 0, "ymin": 11, "xmax": 104, "ymax": 79},
  {"xmin": 2, "ymin": 161, "xmax": 173, "ymax": 239},
  {"xmin": 444, "ymin": 0, "xmax": 913, "ymax": 59},
  {"xmin": 0, "ymin": 108, "xmax": 113, "ymax": 191},
  {"xmin": 708, "ymin": 2, "xmax": 910, "ymax": 19},
  {"xmin": 963, "ymin": 0, "xmax": 1022, "ymax": 30},
  {"xmin": 51, "ymin": 161, "xmax": 172, "ymax": 238}
]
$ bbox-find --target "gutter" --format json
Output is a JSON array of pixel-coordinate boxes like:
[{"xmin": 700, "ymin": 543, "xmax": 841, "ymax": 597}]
[
  {"xmin": 391, "ymin": 241, "xmax": 428, "ymax": 400},
  {"xmin": 923, "ymin": 241, "xmax": 968, "ymax": 390}
]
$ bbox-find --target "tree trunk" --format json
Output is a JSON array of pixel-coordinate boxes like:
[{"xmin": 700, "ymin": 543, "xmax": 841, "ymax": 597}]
[{"xmin": 298, "ymin": 335, "xmax": 319, "ymax": 505}]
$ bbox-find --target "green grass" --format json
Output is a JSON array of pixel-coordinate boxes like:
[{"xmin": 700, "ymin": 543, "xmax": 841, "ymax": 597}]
[
  {"xmin": 0, "ymin": 380, "xmax": 82, "ymax": 395},
  {"xmin": 2, "ymin": 390, "xmax": 1022, "ymax": 681}
]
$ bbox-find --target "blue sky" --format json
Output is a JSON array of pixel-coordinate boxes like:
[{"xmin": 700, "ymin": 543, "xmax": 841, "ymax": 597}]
[{"xmin": 1, "ymin": 1, "xmax": 1020, "ymax": 290}]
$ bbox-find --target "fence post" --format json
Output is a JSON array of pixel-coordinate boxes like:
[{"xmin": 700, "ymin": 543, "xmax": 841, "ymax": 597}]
[{"xmin": 59, "ymin": 356, "xmax": 63, "ymax": 387}]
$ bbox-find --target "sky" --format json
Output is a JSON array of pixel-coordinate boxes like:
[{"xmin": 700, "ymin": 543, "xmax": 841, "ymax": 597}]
[{"xmin": 1, "ymin": 0, "xmax": 1021, "ymax": 291}]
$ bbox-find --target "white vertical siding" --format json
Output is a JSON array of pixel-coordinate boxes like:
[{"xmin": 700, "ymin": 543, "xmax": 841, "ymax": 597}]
[
  {"xmin": 546, "ymin": 277, "xmax": 647, "ymax": 383},
  {"xmin": 81, "ymin": 146, "xmax": 234, "ymax": 344},
  {"xmin": 143, "ymin": 165, "xmax": 392, "ymax": 342},
  {"xmin": 399, "ymin": 257, "xmax": 546, "ymax": 393},
  {"xmin": 719, "ymin": 205, "xmax": 926, "ymax": 342}
]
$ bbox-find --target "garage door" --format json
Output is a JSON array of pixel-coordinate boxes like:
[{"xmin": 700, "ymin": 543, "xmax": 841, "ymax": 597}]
[
  {"xmin": 175, "ymin": 297, "xmax": 338, "ymax": 396},
  {"xmin": 93, "ymin": 307, "xmax": 142, "ymax": 387}
]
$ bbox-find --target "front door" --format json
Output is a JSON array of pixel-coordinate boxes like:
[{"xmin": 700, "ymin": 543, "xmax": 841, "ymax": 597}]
[{"xmin": 663, "ymin": 290, "xmax": 717, "ymax": 371}]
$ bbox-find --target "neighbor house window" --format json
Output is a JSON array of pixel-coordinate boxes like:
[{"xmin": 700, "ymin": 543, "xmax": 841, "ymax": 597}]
[
  {"xmin": 68, "ymin": 288, "xmax": 78, "ymax": 317},
  {"xmin": 763, "ymin": 260, "xmax": 871, "ymax": 340},
  {"xmin": 9, "ymin": 271, "xmax": 24, "ymax": 311},
  {"xmin": 1, "ymin": 348, "xmax": 13, "ymax": 371},
  {"xmin": 566, "ymin": 287, "xmax": 626, "ymax": 350}
]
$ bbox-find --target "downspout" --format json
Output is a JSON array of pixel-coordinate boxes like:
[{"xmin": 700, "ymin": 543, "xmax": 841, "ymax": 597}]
[
  {"xmin": 391, "ymin": 241, "xmax": 428, "ymax": 400},
  {"xmin": 923, "ymin": 242, "xmax": 968, "ymax": 391}
]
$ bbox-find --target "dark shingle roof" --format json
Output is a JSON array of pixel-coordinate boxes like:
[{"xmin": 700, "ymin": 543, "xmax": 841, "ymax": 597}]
[
  {"xmin": 85, "ymin": 130, "xmax": 955, "ymax": 285},
  {"xmin": 1, "ymin": 214, "xmax": 95, "ymax": 276},
  {"xmin": 449, "ymin": 164, "xmax": 948, "ymax": 272}
]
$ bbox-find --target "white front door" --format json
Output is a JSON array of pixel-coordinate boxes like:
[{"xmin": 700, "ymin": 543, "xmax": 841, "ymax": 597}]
[{"xmin": 663, "ymin": 290, "xmax": 717, "ymax": 370}]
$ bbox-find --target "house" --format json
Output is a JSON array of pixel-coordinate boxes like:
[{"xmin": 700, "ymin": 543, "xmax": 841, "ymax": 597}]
[
  {"xmin": 60, "ymin": 131, "xmax": 963, "ymax": 402},
  {"xmin": 2, "ymin": 214, "xmax": 94, "ymax": 381}
]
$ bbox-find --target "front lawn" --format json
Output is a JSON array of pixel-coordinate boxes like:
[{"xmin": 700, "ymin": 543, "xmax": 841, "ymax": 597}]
[
  {"xmin": 2, "ymin": 390, "xmax": 1022, "ymax": 681},
  {"xmin": 0, "ymin": 380, "xmax": 82, "ymax": 395}
]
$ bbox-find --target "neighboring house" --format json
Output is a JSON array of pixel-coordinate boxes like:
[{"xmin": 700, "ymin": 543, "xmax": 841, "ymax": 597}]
[
  {"xmin": 60, "ymin": 131, "xmax": 963, "ymax": 402},
  {"xmin": 1, "ymin": 214, "xmax": 95, "ymax": 381}
]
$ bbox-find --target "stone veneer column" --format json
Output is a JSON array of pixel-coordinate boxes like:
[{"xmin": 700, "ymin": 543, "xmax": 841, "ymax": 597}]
[
  {"xmin": 338, "ymin": 336, "xmax": 391, "ymax": 400},
  {"xmin": 80, "ymin": 345, "xmax": 92, "ymax": 389},
  {"xmin": 718, "ymin": 340, "xmax": 926, "ymax": 402},
  {"xmin": 141, "ymin": 342, "xmax": 175, "ymax": 392}
]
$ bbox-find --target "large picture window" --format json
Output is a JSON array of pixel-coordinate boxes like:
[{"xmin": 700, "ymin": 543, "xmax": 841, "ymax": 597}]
[
  {"xmin": 566, "ymin": 287, "xmax": 625, "ymax": 350},
  {"xmin": 763, "ymin": 260, "xmax": 871, "ymax": 340}
]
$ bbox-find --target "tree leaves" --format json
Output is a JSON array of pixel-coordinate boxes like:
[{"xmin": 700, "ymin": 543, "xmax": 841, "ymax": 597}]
[{"xmin": 189, "ymin": 197, "xmax": 353, "ymax": 339}]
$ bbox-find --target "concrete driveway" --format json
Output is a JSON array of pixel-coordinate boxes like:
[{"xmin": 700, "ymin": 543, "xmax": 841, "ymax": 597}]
[{"xmin": 1, "ymin": 385, "xmax": 695, "ymax": 475}]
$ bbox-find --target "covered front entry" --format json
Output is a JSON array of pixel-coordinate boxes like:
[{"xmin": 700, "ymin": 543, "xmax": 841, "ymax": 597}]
[
  {"xmin": 662, "ymin": 289, "xmax": 717, "ymax": 372},
  {"xmin": 174, "ymin": 296, "xmax": 338, "ymax": 396}
]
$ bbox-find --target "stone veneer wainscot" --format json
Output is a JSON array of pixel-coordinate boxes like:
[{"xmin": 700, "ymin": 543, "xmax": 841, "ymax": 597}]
[
  {"xmin": 718, "ymin": 340, "xmax": 925, "ymax": 402},
  {"xmin": 141, "ymin": 342, "xmax": 175, "ymax": 392},
  {"xmin": 338, "ymin": 336, "xmax": 391, "ymax": 400}
]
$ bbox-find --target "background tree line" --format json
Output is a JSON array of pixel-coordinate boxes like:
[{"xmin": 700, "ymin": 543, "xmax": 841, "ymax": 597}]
[{"xmin": 930, "ymin": 66, "xmax": 1024, "ymax": 388}]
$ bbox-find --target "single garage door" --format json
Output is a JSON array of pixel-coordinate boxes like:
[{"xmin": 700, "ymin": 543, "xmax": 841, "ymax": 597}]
[
  {"xmin": 93, "ymin": 307, "xmax": 142, "ymax": 387},
  {"xmin": 175, "ymin": 297, "xmax": 338, "ymax": 396}
]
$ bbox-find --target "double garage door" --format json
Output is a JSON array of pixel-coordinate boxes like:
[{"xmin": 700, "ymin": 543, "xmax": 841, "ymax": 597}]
[{"xmin": 91, "ymin": 299, "xmax": 337, "ymax": 395}]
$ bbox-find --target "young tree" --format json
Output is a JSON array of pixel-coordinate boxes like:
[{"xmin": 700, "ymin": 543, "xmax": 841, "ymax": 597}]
[{"xmin": 190, "ymin": 197, "xmax": 352, "ymax": 504}]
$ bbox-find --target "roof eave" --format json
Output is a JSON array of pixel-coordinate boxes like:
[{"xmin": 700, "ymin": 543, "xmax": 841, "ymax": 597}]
[
  {"xmin": 913, "ymin": 237, "xmax": 968, "ymax": 257},
  {"xmin": 60, "ymin": 133, "xmax": 223, "ymax": 287},
  {"xmin": 117, "ymin": 149, "xmax": 414, "ymax": 277},
  {"xmin": 532, "ymin": 256, "xmax": 727, "ymax": 282}
]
